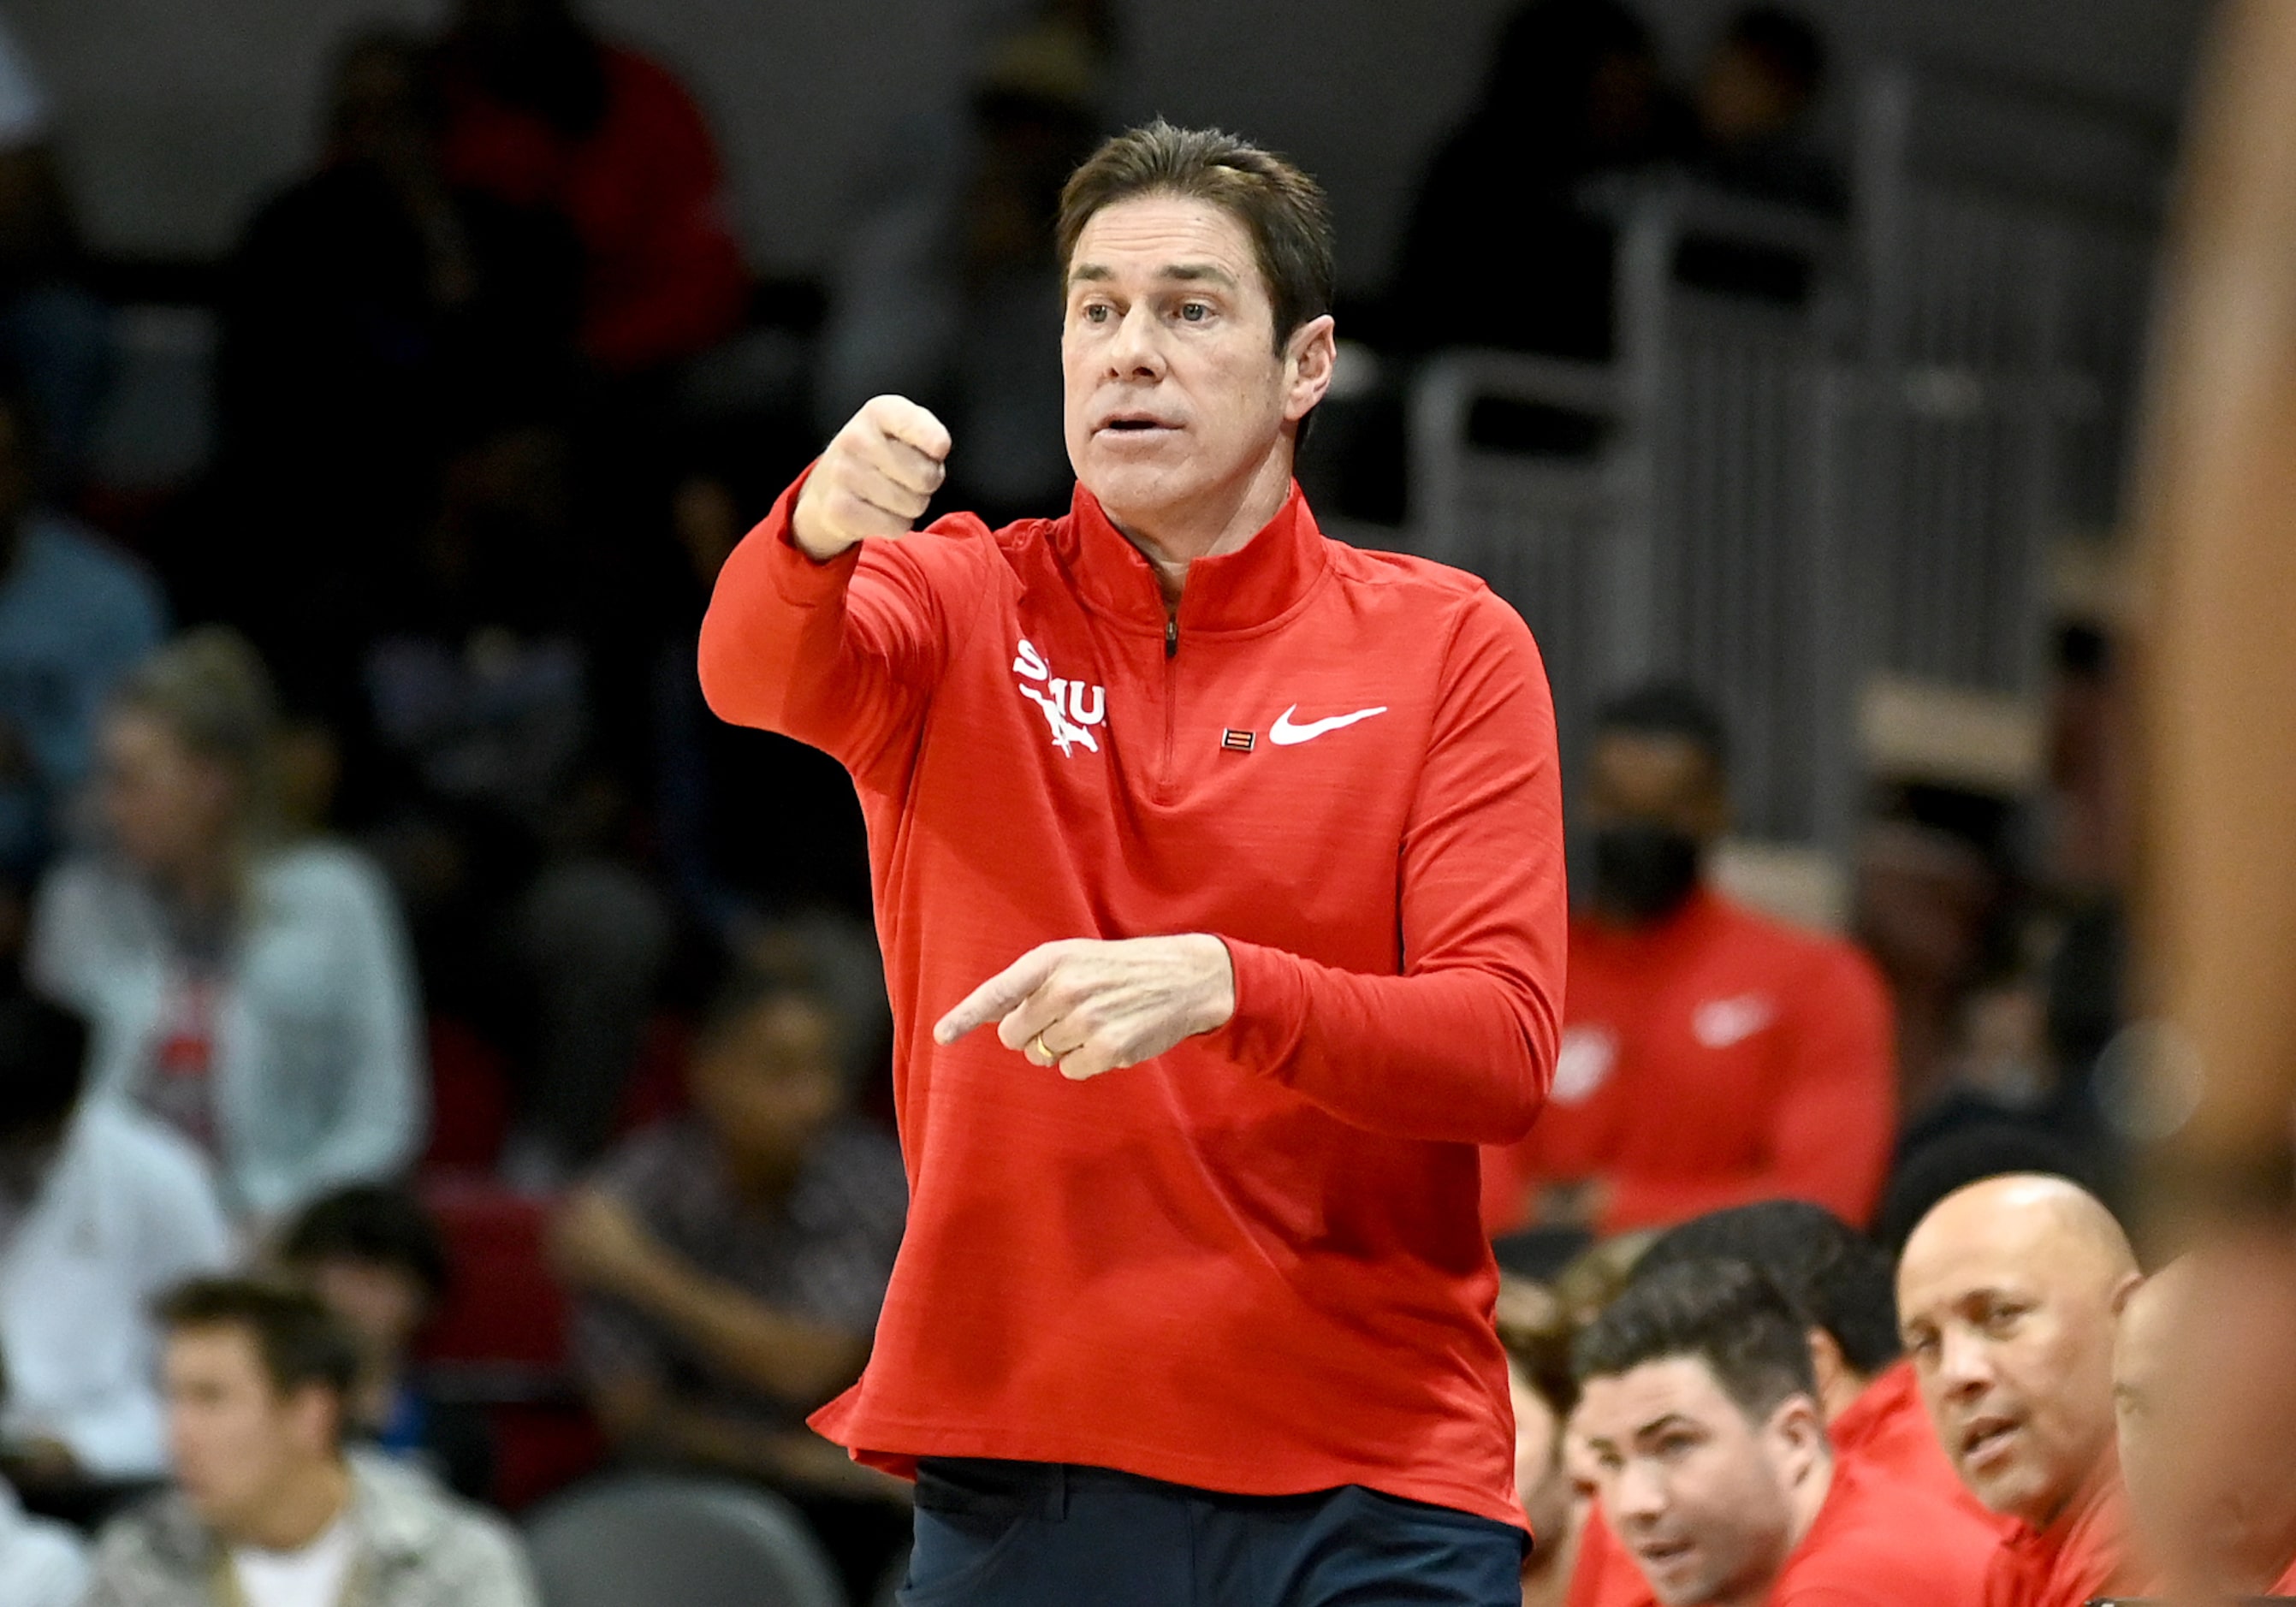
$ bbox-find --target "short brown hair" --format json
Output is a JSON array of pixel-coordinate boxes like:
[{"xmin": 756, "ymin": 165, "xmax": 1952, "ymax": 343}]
[
  {"xmin": 1057, "ymin": 120, "xmax": 1335, "ymax": 353},
  {"xmin": 159, "ymin": 1277, "xmax": 363, "ymax": 1409}
]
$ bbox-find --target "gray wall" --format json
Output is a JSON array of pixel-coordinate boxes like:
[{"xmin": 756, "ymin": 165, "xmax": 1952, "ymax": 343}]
[{"xmin": 7, "ymin": 0, "xmax": 2210, "ymax": 291}]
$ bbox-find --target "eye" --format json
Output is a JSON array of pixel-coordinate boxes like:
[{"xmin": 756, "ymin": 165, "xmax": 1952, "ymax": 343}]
[
  {"xmin": 1654, "ymin": 1432, "xmax": 1698, "ymax": 1462},
  {"xmin": 1980, "ymin": 1303, "xmax": 2026, "ymax": 1338},
  {"xmin": 1083, "ymin": 303, "xmax": 1111, "ymax": 324},
  {"xmin": 1178, "ymin": 300, "xmax": 1211, "ymax": 323}
]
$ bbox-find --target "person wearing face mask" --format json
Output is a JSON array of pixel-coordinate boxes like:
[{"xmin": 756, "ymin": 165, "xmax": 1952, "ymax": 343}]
[{"xmin": 1483, "ymin": 683, "xmax": 1894, "ymax": 1236}]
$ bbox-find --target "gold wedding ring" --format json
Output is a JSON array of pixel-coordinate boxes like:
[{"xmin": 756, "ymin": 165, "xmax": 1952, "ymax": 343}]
[{"xmin": 1031, "ymin": 1034, "xmax": 1054, "ymax": 1064}]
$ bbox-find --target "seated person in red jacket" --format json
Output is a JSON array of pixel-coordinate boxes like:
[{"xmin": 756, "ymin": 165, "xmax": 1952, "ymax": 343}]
[
  {"xmin": 1896, "ymin": 1174, "xmax": 2147, "ymax": 1607},
  {"xmin": 1483, "ymin": 683, "xmax": 1895, "ymax": 1236},
  {"xmin": 550, "ymin": 953, "xmax": 908, "ymax": 1594},
  {"xmin": 432, "ymin": 0, "xmax": 747, "ymax": 372},
  {"xmin": 1569, "ymin": 1201, "xmax": 2006, "ymax": 1607},
  {"xmin": 1573, "ymin": 1259, "xmax": 1985, "ymax": 1605},
  {"xmin": 2115, "ymin": 1241, "xmax": 2296, "ymax": 1598},
  {"xmin": 1496, "ymin": 1296, "xmax": 1586, "ymax": 1607}
]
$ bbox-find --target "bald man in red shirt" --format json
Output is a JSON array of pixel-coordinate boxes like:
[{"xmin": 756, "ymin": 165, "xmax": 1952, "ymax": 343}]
[
  {"xmin": 701, "ymin": 123, "xmax": 1565, "ymax": 1605},
  {"xmin": 1481, "ymin": 685, "xmax": 1894, "ymax": 1239},
  {"xmin": 1573, "ymin": 1261, "xmax": 1985, "ymax": 1607}
]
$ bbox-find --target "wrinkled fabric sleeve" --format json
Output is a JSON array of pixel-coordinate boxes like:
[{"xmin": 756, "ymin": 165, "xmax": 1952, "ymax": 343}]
[
  {"xmin": 1212, "ymin": 587, "xmax": 1567, "ymax": 1145},
  {"xmin": 697, "ymin": 466, "xmax": 986, "ymax": 794}
]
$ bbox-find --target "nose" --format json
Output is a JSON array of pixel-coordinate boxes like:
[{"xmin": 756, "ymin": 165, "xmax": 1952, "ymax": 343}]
[
  {"xmin": 1611, "ymin": 1459, "xmax": 1669, "ymax": 1525},
  {"xmin": 1105, "ymin": 302, "xmax": 1165, "ymax": 382},
  {"xmin": 1936, "ymin": 1326, "xmax": 1994, "ymax": 1399}
]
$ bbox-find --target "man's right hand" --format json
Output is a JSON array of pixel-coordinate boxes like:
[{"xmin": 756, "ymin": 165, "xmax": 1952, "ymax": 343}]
[{"xmin": 791, "ymin": 394, "xmax": 952, "ymax": 560}]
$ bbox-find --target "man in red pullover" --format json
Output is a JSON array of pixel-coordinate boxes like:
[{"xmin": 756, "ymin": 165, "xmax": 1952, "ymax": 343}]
[
  {"xmin": 1480, "ymin": 685, "xmax": 1893, "ymax": 1238},
  {"xmin": 1573, "ymin": 1260, "xmax": 1984, "ymax": 1607},
  {"xmin": 1569, "ymin": 1201, "xmax": 2007, "ymax": 1607},
  {"xmin": 1896, "ymin": 1175, "xmax": 2149, "ymax": 1607},
  {"xmin": 698, "ymin": 122, "xmax": 1566, "ymax": 1605}
]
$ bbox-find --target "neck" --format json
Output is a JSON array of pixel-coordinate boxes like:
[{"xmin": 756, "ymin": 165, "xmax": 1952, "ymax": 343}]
[
  {"xmin": 1101, "ymin": 438, "xmax": 1296, "ymax": 608},
  {"xmin": 1818, "ymin": 1367, "xmax": 1872, "ymax": 1426},
  {"xmin": 229, "ymin": 1456, "xmax": 351, "ymax": 1552},
  {"xmin": 1720, "ymin": 1450, "xmax": 1835, "ymax": 1607}
]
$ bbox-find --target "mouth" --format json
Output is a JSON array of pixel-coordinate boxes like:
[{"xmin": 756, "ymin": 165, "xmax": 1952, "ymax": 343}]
[
  {"xmin": 1958, "ymin": 1414, "xmax": 2021, "ymax": 1472},
  {"xmin": 1094, "ymin": 411, "xmax": 1182, "ymax": 439},
  {"xmin": 1634, "ymin": 1536, "xmax": 1696, "ymax": 1574}
]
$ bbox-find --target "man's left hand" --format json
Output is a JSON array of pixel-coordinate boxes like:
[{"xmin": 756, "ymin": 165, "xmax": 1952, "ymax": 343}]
[{"xmin": 933, "ymin": 935, "xmax": 1237, "ymax": 1081}]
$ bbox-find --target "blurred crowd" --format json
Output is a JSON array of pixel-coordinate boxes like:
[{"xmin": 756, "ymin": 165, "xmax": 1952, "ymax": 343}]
[{"xmin": 0, "ymin": 0, "xmax": 2218, "ymax": 1602}]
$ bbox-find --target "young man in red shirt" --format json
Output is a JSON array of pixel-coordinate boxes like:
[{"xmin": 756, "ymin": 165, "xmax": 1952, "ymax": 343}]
[
  {"xmin": 1573, "ymin": 1260, "xmax": 1980, "ymax": 1607},
  {"xmin": 1896, "ymin": 1176, "xmax": 2150, "ymax": 1607},
  {"xmin": 1480, "ymin": 685, "xmax": 1893, "ymax": 1238},
  {"xmin": 1569, "ymin": 1201, "xmax": 2007, "ymax": 1607},
  {"xmin": 699, "ymin": 122, "xmax": 1567, "ymax": 1604}
]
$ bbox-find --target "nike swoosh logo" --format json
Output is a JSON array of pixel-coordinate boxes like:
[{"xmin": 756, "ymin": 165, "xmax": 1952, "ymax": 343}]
[{"xmin": 1268, "ymin": 704, "xmax": 1389, "ymax": 745}]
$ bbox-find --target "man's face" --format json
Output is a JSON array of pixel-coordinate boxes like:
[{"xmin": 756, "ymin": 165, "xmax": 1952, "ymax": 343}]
[
  {"xmin": 2117, "ymin": 1251, "xmax": 2296, "ymax": 1593},
  {"xmin": 1585, "ymin": 732, "xmax": 1726, "ymax": 841},
  {"xmin": 1576, "ymin": 1357, "xmax": 1812, "ymax": 1607},
  {"xmin": 691, "ymin": 998, "xmax": 845, "ymax": 1172},
  {"xmin": 1898, "ymin": 1220, "xmax": 2127, "ymax": 1527},
  {"xmin": 1510, "ymin": 1362, "xmax": 1576, "ymax": 1558},
  {"xmin": 304, "ymin": 1258, "xmax": 429, "ymax": 1370},
  {"xmin": 1061, "ymin": 194, "xmax": 1332, "ymax": 537},
  {"xmin": 164, "ymin": 1328, "xmax": 333, "ymax": 1540}
]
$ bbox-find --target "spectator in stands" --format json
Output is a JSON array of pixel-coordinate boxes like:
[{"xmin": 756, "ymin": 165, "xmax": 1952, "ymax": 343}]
[
  {"xmin": 0, "ymin": 15, "xmax": 109, "ymax": 479},
  {"xmin": 0, "ymin": 991, "xmax": 230, "ymax": 1488},
  {"xmin": 553, "ymin": 954, "xmax": 906, "ymax": 1595},
  {"xmin": 432, "ymin": 0, "xmax": 748, "ymax": 377},
  {"xmin": 85, "ymin": 1278, "xmax": 535, "ymax": 1607},
  {"xmin": 1688, "ymin": 7, "xmax": 1844, "ymax": 214},
  {"xmin": 0, "ymin": 1342, "xmax": 85, "ymax": 1607},
  {"xmin": 1896, "ymin": 1174, "xmax": 2147, "ymax": 1606},
  {"xmin": 1392, "ymin": 0, "xmax": 1684, "ymax": 359},
  {"xmin": 217, "ymin": 28, "xmax": 582, "ymax": 701},
  {"xmin": 815, "ymin": 10, "xmax": 1108, "ymax": 525},
  {"xmin": 355, "ymin": 423, "xmax": 668, "ymax": 1182},
  {"xmin": 1495, "ymin": 1298, "xmax": 1584, "ymax": 1607},
  {"xmin": 2115, "ymin": 1242, "xmax": 2296, "ymax": 1597},
  {"xmin": 277, "ymin": 1185, "xmax": 495, "ymax": 1503},
  {"xmin": 1482, "ymin": 684, "xmax": 1895, "ymax": 1236},
  {"xmin": 1573, "ymin": 1260, "xmax": 1984, "ymax": 1604},
  {"xmin": 0, "ymin": 379, "xmax": 166, "ymax": 905},
  {"xmin": 29, "ymin": 629, "xmax": 424, "ymax": 1223}
]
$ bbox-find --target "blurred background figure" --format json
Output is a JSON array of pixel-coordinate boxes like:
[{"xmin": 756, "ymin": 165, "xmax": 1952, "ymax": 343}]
[
  {"xmin": 0, "ymin": 1341, "xmax": 85, "ymax": 1607},
  {"xmin": 215, "ymin": 28, "xmax": 580, "ymax": 713},
  {"xmin": 0, "ymin": 15, "xmax": 107, "ymax": 484},
  {"xmin": 815, "ymin": 3, "xmax": 1112, "ymax": 525},
  {"xmin": 1391, "ymin": 0, "xmax": 1681, "ymax": 361},
  {"xmin": 1493, "ymin": 1295, "xmax": 1583, "ymax": 1607},
  {"xmin": 2112, "ymin": 1240, "xmax": 2296, "ymax": 1597},
  {"xmin": 432, "ymin": 0, "xmax": 746, "ymax": 380},
  {"xmin": 86, "ymin": 1278, "xmax": 535, "ymax": 1607},
  {"xmin": 1484, "ymin": 685, "xmax": 1894, "ymax": 1245},
  {"xmin": 551, "ymin": 951, "xmax": 905, "ymax": 1598},
  {"xmin": 276, "ymin": 1183, "xmax": 495, "ymax": 1503},
  {"xmin": 1895, "ymin": 1175, "xmax": 2146, "ymax": 1607},
  {"xmin": 0, "ymin": 991, "xmax": 229, "ymax": 1497},
  {"xmin": 0, "ymin": 377, "xmax": 163, "ymax": 946},
  {"xmin": 28, "ymin": 629, "xmax": 423, "ymax": 1222},
  {"xmin": 1687, "ymin": 5, "xmax": 1842, "ymax": 212}
]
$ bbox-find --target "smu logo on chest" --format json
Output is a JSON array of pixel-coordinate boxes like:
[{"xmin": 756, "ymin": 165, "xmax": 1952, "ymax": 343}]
[{"xmin": 1012, "ymin": 637, "xmax": 1106, "ymax": 756}]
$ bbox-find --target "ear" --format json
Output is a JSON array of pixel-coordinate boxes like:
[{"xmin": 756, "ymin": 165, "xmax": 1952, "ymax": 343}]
[
  {"xmin": 290, "ymin": 1385, "xmax": 341, "ymax": 1456},
  {"xmin": 1283, "ymin": 314, "xmax": 1338, "ymax": 423},
  {"xmin": 2108, "ymin": 1271, "xmax": 2144, "ymax": 1319},
  {"xmin": 1806, "ymin": 1328, "xmax": 1852, "ymax": 1411},
  {"xmin": 1765, "ymin": 1393, "xmax": 1829, "ymax": 1488}
]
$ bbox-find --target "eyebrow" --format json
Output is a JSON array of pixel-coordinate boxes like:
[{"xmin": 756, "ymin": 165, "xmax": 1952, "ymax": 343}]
[
  {"xmin": 1633, "ymin": 1414, "xmax": 1699, "ymax": 1443},
  {"xmin": 1068, "ymin": 261, "xmax": 1239, "ymax": 289}
]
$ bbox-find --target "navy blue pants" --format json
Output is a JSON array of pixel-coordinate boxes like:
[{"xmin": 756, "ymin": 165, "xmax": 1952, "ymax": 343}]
[{"xmin": 898, "ymin": 1458, "xmax": 1526, "ymax": 1607}]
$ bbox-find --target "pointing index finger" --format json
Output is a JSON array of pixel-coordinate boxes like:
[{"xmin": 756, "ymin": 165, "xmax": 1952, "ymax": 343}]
[{"xmin": 933, "ymin": 943, "xmax": 1065, "ymax": 1045}]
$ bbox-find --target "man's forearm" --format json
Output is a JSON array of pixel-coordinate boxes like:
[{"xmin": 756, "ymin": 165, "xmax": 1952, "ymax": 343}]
[{"xmin": 614, "ymin": 1249, "xmax": 870, "ymax": 1408}]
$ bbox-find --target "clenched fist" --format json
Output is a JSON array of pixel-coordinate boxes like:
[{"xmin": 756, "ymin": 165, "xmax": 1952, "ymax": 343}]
[{"xmin": 791, "ymin": 394, "xmax": 953, "ymax": 560}]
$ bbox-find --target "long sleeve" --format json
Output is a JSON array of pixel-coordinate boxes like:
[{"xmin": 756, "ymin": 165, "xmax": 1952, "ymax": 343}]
[
  {"xmin": 697, "ymin": 469, "xmax": 990, "ymax": 793},
  {"xmin": 1602, "ymin": 942, "xmax": 1896, "ymax": 1231},
  {"xmin": 1212, "ymin": 588, "xmax": 1568, "ymax": 1145}
]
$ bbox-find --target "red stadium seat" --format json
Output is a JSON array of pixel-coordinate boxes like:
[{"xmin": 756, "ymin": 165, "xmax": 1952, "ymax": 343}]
[{"xmin": 422, "ymin": 1018, "xmax": 514, "ymax": 1173}]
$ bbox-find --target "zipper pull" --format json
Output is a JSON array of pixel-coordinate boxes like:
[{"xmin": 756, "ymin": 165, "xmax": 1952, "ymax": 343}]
[{"xmin": 1165, "ymin": 616, "xmax": 1178, "ymax": 659}]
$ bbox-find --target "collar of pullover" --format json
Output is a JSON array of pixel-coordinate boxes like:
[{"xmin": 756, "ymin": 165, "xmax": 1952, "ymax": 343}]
[{"xmin": 1056, "ymin": 479, "xmax": 1330, "ymax": 639}]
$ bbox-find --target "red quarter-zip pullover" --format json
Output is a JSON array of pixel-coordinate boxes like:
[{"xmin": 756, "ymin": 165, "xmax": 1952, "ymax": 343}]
[{"xmin": 698, "ymin": 472, "xmax": 1568, "ymax": 1526}]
